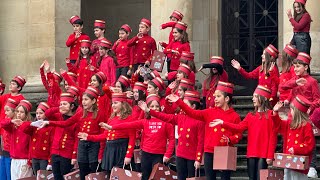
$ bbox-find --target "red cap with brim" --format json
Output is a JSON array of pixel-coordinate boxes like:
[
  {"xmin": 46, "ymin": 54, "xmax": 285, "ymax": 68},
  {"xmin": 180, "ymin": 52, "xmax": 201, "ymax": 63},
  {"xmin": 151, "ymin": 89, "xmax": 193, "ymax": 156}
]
[
  {"xmin": 121, "ymin": 24, "xmax": 132, "ymax": 33},
  {"xmin": 210, "ymin": 56, "xmax": 224, "ymax": 66},
  {"xmin": 292, "ymin": 95, "xmax": 311, "ymax": 113},
  {"xmin": 216, "ymin": 81, "xmax": 234, "ymax": 94},
  {"xmin": 94, "ymin": 20, "xmax": 106, "ymax": 29},
  {"xmin": 254, "ymin": 85, "xmax": 271, "ymax": 99},
  {"xmin": 134, "ymin": 82, "xmax": 147, "ymax": 92},
  {"xmin": 37, "ymin": 102, "xmax": 50, "ymax": 112},
  {"xmin": 112, "ymin": 93, "xmax": 127, "ymax": 102},
  {"xmin": 95, "ymin": 71, "xmax": 107, "ymax": 84},
  {"xmin": 118, "ymin": 75, "xmax": 130, "ymax": 88},
  {"xmin": 170, "ymin": 10, "xmax": 184, "ymax": 21},
  {"xmin": 67, "ymin": 86, "xmax": 80, "ymax": 97},
  {"xmin": 19, "ymin": 100, "xmax": 32, "ymax": 112},
  {"xmin": 296, "ymin": 52, "xmax": 311, "ymax": 65},
  {"xmin": 5, "ymin": 98, "xmax": 19, "ymax": 109},
  {"xmin": 151, "ymin": 77, "xmax": 165, "ymax": 91},
  {"xmin": 81, "ymin": 40, "xmax": 91, "ymax": 47},
  {"xmin": 177, "ymin": 64, "xmax": 192, "ymax": 77},
  {"xmin": 140, "ymin": 18, "xmax": 151, "ymax": 27},
  {"xmin": 179, "ymin": 78, "xmax": 194, "ymax": 90},
  {"xmin": 184, "ymin": 90, "xmax": 200, "ymax": 102},
  {"xmin": 283, "ymin": 44, "xmax": 299, "ymax": 58},
  {"xmin": 12, "ymin": 76, "xmax": 26, "ymax": 88},
  {"xmin": 175, "ymin": 22, "xmax": 187, "ymax": 31},
  {"xmin": 100, "ymin": 40, "xmax": 112, "ymax": 49},
  {"xmin": 146, "ymin": 94, "xmax": 160, "ymax": 105},
  {"xmin": 69, "ymin": 15, "xmax": 81, "ymax": 24},
  {"xmin": 180, "ymin": 51, "xmax": 194, "ymax": 61},
  {"xmin": 60, "ymin": 93, "xmax": 74, "ymax": 103},
  {"xmin": 84, "ymin": 87, "xmax": 99, "ymax": 99}
]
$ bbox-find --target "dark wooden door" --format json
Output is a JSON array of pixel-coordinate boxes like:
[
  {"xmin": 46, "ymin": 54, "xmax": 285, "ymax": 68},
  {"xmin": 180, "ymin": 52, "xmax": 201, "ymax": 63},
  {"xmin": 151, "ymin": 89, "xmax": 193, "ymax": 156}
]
[{"xmin": 222, "ymin": 0, "xmax": 278, "ymax": 95}]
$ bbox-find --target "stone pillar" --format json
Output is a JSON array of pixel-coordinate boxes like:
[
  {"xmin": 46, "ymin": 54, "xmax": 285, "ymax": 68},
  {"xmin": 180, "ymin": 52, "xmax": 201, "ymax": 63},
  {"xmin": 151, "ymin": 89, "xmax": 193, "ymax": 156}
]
[
  {"xmin": 150, "ymin": 0, "xmax": 193, "ymax": 74},
  {"xmin": 0, "ymin": 0, "xmax": 80, "ymax": 102},
  {"xmin": 282, "ymin": 1, "xmax": 320, "ymax": 73}
]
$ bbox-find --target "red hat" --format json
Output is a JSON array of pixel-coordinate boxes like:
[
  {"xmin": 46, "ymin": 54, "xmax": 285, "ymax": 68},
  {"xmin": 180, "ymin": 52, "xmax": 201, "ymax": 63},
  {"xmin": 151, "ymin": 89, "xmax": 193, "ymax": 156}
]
[
  {"xmin": 184, "ymin": 90, "xmax": 200, "ymax": 102},
  {"xmin": 60, "ymin": 93, "xmax": 74, "ymax": 103},
  {"xmin": 112, "ymin": 93, "xmax": 127, "ymax": 102},
  {"xmin": 67, "ymin": 72, "xmax": 78, "ymax": 83},
  {"xmin": 151, "ymin": 77, "xmax": 165, "ymax": 91},
  {"xmin": 140, "ymin": 18, "xmax": 151, "ymax": 27},
  {"xmin": 292, "ymin": 95, "xmax": 311, "ymax": 113},
  {"xmin": 265, "ymin": 44, "xmax": 279, "ymax": 59},
  {"xmin": 37, "ymin": 102, "xmax": 50, "ymax": 112},
  {"xmin": 296, "ymin": 52, "xmax": 311, "ymax": 65},
  {"xmin": 177, "ymin": 64, "xmax": 192, "ymax": 77},
  {"xmin": 283, "ymin": 44, "xmax": 299, "ymax": 58},
  {"xmin": 210, "ymin": 56, "xmax": 224, "ymax": 66},
  {"xmin": 133, "ymin": 82, "xmax": 147, "ymax": 92},
  {"xmin": 146, "ymin": 94, "xmax": 161, "ymax": 105},
  {"xmin": 180, "ymin": 51, "xmax": 194, "ymax": 61},
  {"xmin": 150, "ymin": 70, "xmax": 161, "ymax": 79},
  {"xmin": 53, "ymin": 72, "xmax": 63, "ymax": 83},
  {"xmin": 174, "ymin": 22, "xmax": 188, "ymax": 31},
  {"xmin": 18, "ymin": 100, "xmax": 32, "ymax": 112},
  {"xmin": 69, "ymin": 15, "xmax": 81, "ymax": 24},
  {"xmin": 94, "ymin": 20, "xmax": 106, "ymax": 29},
  {"xmin": 170, "ymin": 10, "xmax": 184, "ymax": 21},
  {"xmin": 254, "ymin": 85, "xmax": 271, "ymax": 99},
  {"xmin": 84, "ymin": 87, "xmax": 99, "ymax": 99},
  {"xmin": 99, "ymin": 40, "xmax": 112, "ymax": 49},
  {"xmin": 12, "ymin": 76, "xmax": 26, "ymax": 87},
  {"xmin": 95, "ymin": 71, "xmax": 107, "ymax": 84},
  {"xmin": 179, "ymin": 78, "xmax": 194, "ymax": 90},
  {"xmin": 67, "ymin": 86, "xmax": 80, "ymax": 97},
  {"xmin": 80, "ymin": 40, "xmax": 91, "ymax": 47},
  {"xmin": 295, "ymin": 0, "xmax": 307, "ymax": 5},
  {"xmin": 121, "ymin": 24, "xmax": 132, "ymax": 33},
  {"xmin": 118, "ymin": 75, "xmax": 130, "ymax": 88},
  {"xmin": 216, "ymin": 81, "xmax": 234, "ymax": 94},
  {"xmin": 5, "ymin": 98, "xmax": 19, "ymax": 109}
]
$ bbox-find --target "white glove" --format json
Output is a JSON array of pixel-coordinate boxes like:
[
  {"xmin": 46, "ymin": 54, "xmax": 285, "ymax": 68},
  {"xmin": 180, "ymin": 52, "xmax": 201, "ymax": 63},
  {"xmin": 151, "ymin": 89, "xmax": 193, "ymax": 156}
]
[
  {"xmin": 46, "ymin": 165, "xmax": 52, "ymax": 171},
  {"xmin": 30, "ymin": 120, "xmax": 44, "ymax": 128}
]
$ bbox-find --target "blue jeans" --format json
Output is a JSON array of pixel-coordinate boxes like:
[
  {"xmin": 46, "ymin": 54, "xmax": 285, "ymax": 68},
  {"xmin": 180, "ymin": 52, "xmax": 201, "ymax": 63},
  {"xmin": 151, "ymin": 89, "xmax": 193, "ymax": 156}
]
[{"xmin": 0, "ymin": 155, "xmax": 12, "ymax": 180}]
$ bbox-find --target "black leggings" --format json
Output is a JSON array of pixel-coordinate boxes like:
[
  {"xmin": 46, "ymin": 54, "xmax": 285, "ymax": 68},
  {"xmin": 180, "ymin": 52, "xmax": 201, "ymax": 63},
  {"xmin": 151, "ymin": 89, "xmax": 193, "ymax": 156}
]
[
  {"xmin": 51, "ymin": 154, "xmax": 72, "ymax": 180},
  {"xmin": 78, "ymin": 162, "xmax": 99, "ymax": 180},
  {"xmin": 247, "ymin": 158, "xmax": 268, "ymax": 180},
  {"xmin": 176, "ymin": 157, "xmax": 195, "ymax": 180},
  {"xmin": 204, "ymin": 152, "xmax": 231, "ymax": 180},
  {"xmin": 141, "ymin": 151, "xmax": 163, "ymax": 180}
]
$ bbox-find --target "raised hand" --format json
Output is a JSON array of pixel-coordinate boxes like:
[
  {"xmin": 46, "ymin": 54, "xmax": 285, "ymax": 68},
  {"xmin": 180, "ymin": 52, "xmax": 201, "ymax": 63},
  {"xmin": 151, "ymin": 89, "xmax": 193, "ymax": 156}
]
[
  {"xmin": 209, "ymin": 119, "xmax": 223, "ymax": 127},
  {"xmin": 286, "ymin": 9, "xmax": 293, "ymax": 19},
  {"xmin": 273, "ymin": 101, "xmax": 283, "ymax": 113},
  {"xmin": 44, "ymin": 60, "xmax": 50, "ymax": 72},
  {"xmin": 65, "ymin": 58, "xmax": 70, "ymax": 64},
  {"xmin": 39, "ymin": 121, "xmax": 49, "ymax": 128},
  {"xmin": 60, "ymin": 68, "xmax": 67, "ymax": 75},
  {"xmin": 166, "ymin": 94, "xmax": 179, "ymax": 103},
  {"xmin": 231, "ymin": 59, "xmax": 241, "ymax": 70},
  {"xmin": 168, "ymin": 81, "xmax": 177, "ymax": 90},
  {"xmin": 138, "ymin": 101, "xmax": 148, "ymax": 112}
]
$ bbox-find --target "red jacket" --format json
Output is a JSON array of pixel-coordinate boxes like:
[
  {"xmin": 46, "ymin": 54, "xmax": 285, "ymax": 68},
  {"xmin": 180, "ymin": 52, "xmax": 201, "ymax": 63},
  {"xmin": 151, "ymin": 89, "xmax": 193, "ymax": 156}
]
[
  {"xmin": 40, "ymin": 68, "xmax": 62, "ymax": 107},
  {"xmin": 278, "ymin": 67, "xmax": 295, "ymax": 101},
  {"xmin": 127, "ymin": 34, "xmax": 157, "ymax": 65},
  {"xmin": 99, "ymin": 56, "xmax": 116, "ymax": 86},
  {"xmin": 280, "ymin": 74, "xmax": 320, "ymax": 109},
  {"xmin": 239, "ymin": 66, "xmax": 279, "ymax": 100},
  {"xmin": 222, "ymin": 110, "xmax": 277, "ymax": 159},
  {"xmin": 112, "ymin": 117, "xmax": 175, "ymax": 158},
  {"xmin": 150, "ymin": 110, "xmax": 204, "ymax": 162},
  {"xmin": 45, "ymin": 107, "xmax": 79, "ymax": 159},
  {"xmin": 91, "ymin": 38, "xmax": 108, "ymax": 62},
  {"xmin": 176, "ymin": 99, "xmax": 242, "ymax": 153},
  {"xmin": 163, "ymin": 41, "xmax": 191, "ymax": 71},
  {"xmin": 0, "ymin": 93, "xmax": 25, "ymax": 136},
  {"xmin": 1, "ymin": 118, "xmax": 30, "ymax": 159},
  {"xmin": 289, "ymin": 13, "xmax": 311, "ymax": 32},
  {"xmin": 273, "ymin": 114, "xmax": 315, "ymax": 174},
  {"xmin": 66, "ymin": 33, "xmax": 90, "ymax": 60},
  {"xmin": 112, "ymin": 39, "xmax": 133, "ymax": 67},
  {"xmin": 202, "ymin": 70, "xmax": 229, "ymax": 108},
  {"xmin": 160, "ymin": 21, "xmax": 176, "ymax": 48},
  {"xmin": 77, "ymin": 57, "xmax": 98, "ymax": 89},
  {"xmin": 0, "ymin": 117, "xmax": 12, "ymax": 152},
  {"xmin": 87, "ymin": 116, "xmax": 136, "ymax": 158},
  {"xmin": 20, "ymin": 121, "xmax": 54, "ymax": 161}
]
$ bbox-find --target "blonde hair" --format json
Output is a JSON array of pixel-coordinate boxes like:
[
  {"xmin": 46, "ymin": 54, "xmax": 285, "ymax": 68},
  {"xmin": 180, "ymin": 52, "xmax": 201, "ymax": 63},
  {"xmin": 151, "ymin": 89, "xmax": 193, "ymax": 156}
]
[
  {"xmin": 290, "ymin": 105, "xmax": 308, "ymax": 129},
  {"xmin": 110, "ymin": 101, "xmax": 132, "ymax": 119},
  {"xmin": 14, "ymin": 105, "xmax": 32, "ymax": 121}
]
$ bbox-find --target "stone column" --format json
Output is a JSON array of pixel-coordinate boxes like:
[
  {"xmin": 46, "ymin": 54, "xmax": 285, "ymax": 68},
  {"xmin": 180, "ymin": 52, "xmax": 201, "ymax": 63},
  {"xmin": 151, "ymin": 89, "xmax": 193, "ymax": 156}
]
[
  {"xmin": 0, "ymin": 0, "xmax": 80, "ymax": 102},
  {"xmin": 151, "ymin": 0, "xmax": 193, "ymax": 74},
  {"xmin": 282, "ymin": 1, "xmax": 320, "ymax": 73}
]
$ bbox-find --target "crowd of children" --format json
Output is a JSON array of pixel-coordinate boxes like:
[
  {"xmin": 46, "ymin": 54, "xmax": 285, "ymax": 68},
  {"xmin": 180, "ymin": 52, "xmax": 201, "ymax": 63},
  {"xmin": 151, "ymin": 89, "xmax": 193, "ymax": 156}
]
[{"xmin": 0, "ymin": 0, "xmax": 318, "ymax": 180}]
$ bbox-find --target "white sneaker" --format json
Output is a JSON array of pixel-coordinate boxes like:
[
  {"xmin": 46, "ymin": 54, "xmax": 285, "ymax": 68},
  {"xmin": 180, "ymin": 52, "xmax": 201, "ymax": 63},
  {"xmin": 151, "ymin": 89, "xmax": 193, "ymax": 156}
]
[{"xmin": 307, "ymin": 167, "xmax": 318, "ymax": 178}]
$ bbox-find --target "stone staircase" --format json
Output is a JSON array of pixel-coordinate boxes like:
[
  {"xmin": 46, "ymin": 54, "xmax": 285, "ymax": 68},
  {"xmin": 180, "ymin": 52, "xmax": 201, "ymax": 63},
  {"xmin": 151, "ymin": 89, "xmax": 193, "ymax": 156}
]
[{"xmin": 225, "ymin": 95, "xmax": 320, "ymax": 180}]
